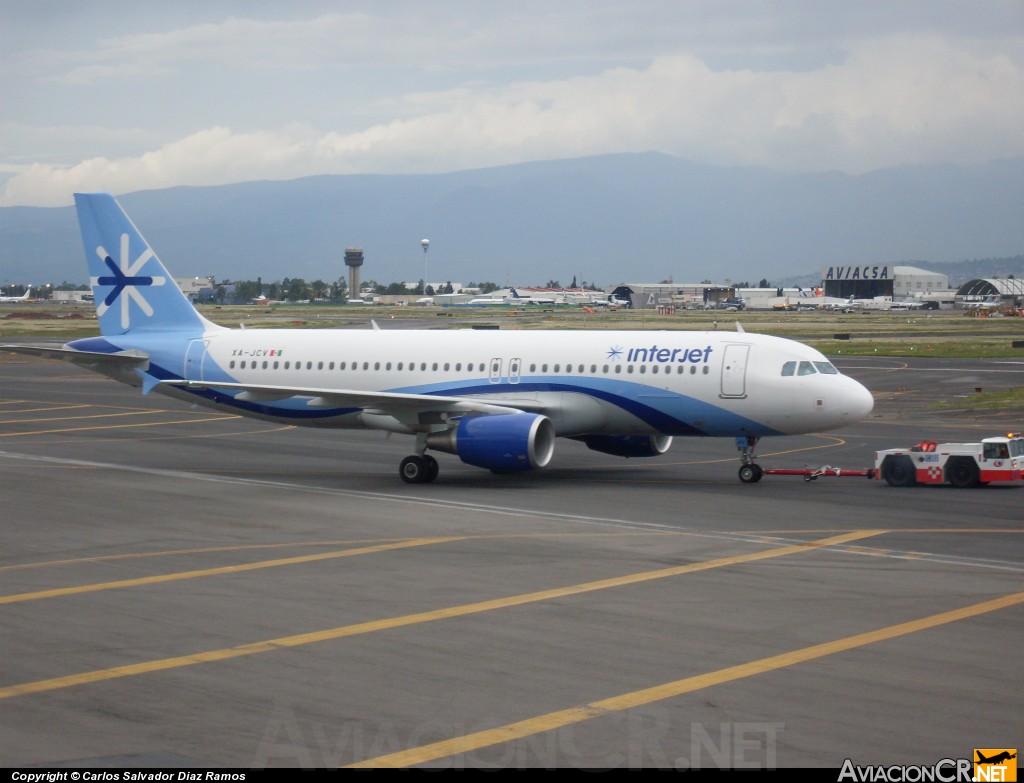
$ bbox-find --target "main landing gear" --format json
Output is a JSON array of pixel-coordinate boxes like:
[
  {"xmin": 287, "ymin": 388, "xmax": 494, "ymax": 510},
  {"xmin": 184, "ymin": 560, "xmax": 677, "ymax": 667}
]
[
  {"xmin": 399, "ymin": 454, "xmax": 439, "ymax": 484},
  {"xmin": 736, "ymin": 435, "xmax": 764, "ymax": 484},
  {"xmin": 399, "ymin": 432, "xmax": 440, "ymax": 484}
]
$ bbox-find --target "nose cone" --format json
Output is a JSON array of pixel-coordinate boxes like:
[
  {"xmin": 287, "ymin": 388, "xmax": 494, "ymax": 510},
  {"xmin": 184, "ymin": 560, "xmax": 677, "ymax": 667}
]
[{"xmin": 845, "ymin": 376, "xmax": 875, "ymax": 420}]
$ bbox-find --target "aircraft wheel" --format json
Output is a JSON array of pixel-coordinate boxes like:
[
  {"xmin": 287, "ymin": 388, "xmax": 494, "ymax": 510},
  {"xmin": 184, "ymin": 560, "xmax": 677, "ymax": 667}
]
[
  {"xmin": 423, "ymin": 454, "xmax": 440, "ymax": 483},
  {"xmin": 738, "ymin": 464, "xmax": 763, "ymax": 483},
  {"xmin": 400, "ymin": 455, "xmax": 436, "ymax": 484}
]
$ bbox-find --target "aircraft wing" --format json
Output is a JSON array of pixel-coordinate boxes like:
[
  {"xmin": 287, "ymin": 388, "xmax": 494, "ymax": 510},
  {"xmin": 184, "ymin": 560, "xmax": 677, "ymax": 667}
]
[
  {"xmin": 1, "ymin": 344, "xmax": 150, "ymax": 369},
  {"xmin": 163, "ymin": 379, "xmax": 545, "ymax": 417}
]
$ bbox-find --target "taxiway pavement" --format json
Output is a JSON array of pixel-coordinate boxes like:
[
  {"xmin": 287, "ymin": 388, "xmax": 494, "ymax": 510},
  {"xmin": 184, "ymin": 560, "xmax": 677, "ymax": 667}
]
[{"xmin": 1, "ymin": 354, "xmax": 1020, "ymax": 768}]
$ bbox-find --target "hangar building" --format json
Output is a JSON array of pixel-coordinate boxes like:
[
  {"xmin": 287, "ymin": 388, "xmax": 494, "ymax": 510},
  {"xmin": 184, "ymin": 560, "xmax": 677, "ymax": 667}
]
[
  {"xmin": 820, "ymin": 265, "xmax": 949, "ymax": 300},
  {"xmin": 955, "ymin": 278, "xmax": 1024, "ymax": 307}
]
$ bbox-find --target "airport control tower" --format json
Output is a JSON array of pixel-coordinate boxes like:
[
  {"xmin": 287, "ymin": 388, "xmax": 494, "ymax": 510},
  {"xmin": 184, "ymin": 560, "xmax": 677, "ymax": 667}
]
[{"xmin": 344, "ymin": 248, "xmax": 363, "ymax": 300}]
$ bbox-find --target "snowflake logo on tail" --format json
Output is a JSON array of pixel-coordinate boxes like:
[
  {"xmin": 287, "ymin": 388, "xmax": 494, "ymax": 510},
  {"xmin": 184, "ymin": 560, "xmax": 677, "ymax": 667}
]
[{"xmin": 91, "ymin": 233, "xmax": 166, "ymax": 329}]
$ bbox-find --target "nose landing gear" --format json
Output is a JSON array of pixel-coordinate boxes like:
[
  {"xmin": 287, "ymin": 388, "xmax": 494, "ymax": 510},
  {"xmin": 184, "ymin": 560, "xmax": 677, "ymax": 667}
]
[{"xmin": 736, "ymin": 436, "xmax": 764, "ymax": 483}]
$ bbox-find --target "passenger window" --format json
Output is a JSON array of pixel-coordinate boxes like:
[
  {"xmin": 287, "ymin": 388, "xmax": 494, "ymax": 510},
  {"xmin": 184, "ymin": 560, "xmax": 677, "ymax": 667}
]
[
  {"xmin": 455, "ymin": 363, "xmax": 461, "ymax": 371},
  {"xmin": 273, "ymin": 361, "xmax": 279, "ymax": 369},
  {"xmin": 614, "ymin": 365, "xmax": 621, "ymax": 374},
  {"xmin": 781, "ymin": 361, "xmax": 796, "ymax": 376},
  {"xmin": 798, "ymin": 361, "xmax": 817, "ymax": 376},
  {"xmin": 284, "ymin": 361, "xmax": 290, "ymax": 369}
]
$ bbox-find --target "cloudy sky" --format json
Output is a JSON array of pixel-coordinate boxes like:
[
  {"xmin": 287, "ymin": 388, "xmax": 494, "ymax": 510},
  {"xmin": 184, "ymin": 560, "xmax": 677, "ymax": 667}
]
[{"xmin": 2, "ymin": 0, "xmax": 1022, "ymax": 207}]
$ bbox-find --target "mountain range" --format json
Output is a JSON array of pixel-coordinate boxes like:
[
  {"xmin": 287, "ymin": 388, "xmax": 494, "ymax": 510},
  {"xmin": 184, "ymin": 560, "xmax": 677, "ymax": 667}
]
[{"xmin": 1, "ymin": 152, "xmax": 1022, "ymax": 289}]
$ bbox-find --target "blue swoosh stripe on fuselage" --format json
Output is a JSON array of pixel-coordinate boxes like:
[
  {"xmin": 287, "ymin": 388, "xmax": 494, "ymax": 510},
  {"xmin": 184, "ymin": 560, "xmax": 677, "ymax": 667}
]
[
  {"xmin": 395, "ymin": 376, "xmax": 779, "ymax": 437},
  {"xmin": 144, "ymin": 362, "xmax": 778, "ymax": 436},
  {"xmin": 145, "ymin": 362, "xmax": 362, "ymax": 421}
]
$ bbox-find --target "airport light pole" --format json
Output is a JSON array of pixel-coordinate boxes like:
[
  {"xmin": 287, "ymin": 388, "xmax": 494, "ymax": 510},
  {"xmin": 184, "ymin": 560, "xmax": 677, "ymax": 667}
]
[{"xmin": 421, "ymin": 239, "xmax": 430, "ymax": 295}]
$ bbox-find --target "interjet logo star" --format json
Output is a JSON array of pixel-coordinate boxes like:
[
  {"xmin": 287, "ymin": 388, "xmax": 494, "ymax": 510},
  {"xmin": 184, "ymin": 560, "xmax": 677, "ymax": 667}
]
[
  {"xmin": 91, "ymin": 233, "xmax": 166, "ymax": 328},
  {"xmin": 607, "ymin": 345, "xmax": 623, "ymax": 360}
]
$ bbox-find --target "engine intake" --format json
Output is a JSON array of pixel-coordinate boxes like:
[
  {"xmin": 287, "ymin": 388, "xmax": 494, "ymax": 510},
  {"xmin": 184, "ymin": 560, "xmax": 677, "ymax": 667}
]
[
  {"xmin": 577, "ymin": 434, "xmax": 673, "ymax": 458},
  {"xmin": 426, "ymin": 413, "xmax": 555, "ymax": 472}
]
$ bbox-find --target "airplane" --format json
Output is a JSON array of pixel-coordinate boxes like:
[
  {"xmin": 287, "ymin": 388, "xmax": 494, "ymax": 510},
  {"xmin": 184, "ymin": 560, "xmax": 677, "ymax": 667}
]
[
  {"xmin": 0, "ymin": 193, "xmax": 875, "ymax": 484},
  {"xmin": 976, "ymin": 751, "xmax": 1016, "ymax": 765},
  {"xmin": 0, "ymin": 286, "xmax": 33, "ymax": 303},
  {"xmin": 608, "ymin": 294, "xmax": 631, "ymax": 308},
  {"xmin": 509, "ymin": 288, "xmax": 558, "ymax": 305}
]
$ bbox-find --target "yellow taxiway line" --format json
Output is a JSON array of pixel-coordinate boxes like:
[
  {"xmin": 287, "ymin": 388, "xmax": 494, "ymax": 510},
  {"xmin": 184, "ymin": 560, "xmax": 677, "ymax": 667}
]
[
  {"xmin": 0, "ymin": 530, "xmax": 879, "ymax": 700},
  {"xmin": 351, "ymin": 589, "xmax": 1024, "ymax": 767}
]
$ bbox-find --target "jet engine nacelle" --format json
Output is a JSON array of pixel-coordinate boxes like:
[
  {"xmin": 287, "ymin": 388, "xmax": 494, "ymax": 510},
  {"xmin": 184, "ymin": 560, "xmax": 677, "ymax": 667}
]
[
  {"xmin": 426, "ymin": 413, "xmax": 556, "ymax": 472},
  {"xmin": 577, "ymin": 434, "xmax": 673, "ymax": 458}
]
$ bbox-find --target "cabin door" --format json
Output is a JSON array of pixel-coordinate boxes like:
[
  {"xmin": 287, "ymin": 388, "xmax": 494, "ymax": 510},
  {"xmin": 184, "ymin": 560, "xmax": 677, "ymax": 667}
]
[
  {"xmin": 720, "ymin": 344, "xmax": 749, "ymax": 398},
  {"xmin": 184, "ymin": 339, "xmax": 209, "ymax": 382}
]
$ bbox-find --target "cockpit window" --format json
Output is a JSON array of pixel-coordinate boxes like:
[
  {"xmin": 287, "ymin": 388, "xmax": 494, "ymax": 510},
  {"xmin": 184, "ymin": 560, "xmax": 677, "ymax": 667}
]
[
  {"xmin": 813, "ymin": 361, "xmax": 839, "ymax": 374},
  {"xmin": 781, "ymin": 361, "xmax": 796, "ymax": 376},
  {"xmin": 797, "ymin": 361, "xmax": 817, "ymax": 376}
]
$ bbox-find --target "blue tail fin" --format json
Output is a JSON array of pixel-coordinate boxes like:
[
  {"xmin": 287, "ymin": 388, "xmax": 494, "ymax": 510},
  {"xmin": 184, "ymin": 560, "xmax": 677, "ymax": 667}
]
[{"xmin": 74, "ymin": 193, "xmax": 218, "ymax": 336}]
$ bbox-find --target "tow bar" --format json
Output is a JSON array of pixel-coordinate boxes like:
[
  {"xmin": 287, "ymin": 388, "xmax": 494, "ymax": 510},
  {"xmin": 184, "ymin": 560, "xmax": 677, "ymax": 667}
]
[{"xmin": 762, "ymin": 466, "xmax": 876, "ymax": 482}]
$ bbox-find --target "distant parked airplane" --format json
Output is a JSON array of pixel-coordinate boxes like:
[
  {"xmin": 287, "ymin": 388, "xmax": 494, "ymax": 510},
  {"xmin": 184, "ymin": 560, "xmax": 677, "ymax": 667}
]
[{"xmin": 0, "ymin": 287, "xmax": 32, "ymax": 303}]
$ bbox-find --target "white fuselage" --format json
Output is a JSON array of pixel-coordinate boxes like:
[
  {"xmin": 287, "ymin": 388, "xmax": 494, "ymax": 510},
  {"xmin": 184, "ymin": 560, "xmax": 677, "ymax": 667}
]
[{"xmin": 154, "ymin": 327, "xmax": 873, "ymax": 439}]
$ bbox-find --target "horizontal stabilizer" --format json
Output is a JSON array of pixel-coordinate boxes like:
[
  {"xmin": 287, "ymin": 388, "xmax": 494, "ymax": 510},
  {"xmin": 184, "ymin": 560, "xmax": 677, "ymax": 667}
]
[{"xmin": 0, "ymin": 344, "xmax": 150, "ymax": 369}]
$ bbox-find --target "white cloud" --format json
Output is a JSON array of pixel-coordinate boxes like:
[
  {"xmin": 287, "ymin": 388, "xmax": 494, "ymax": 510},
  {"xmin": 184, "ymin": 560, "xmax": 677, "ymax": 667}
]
[{"xmin": 3, "ymin": 34, "xmax": 1022, "ymax": 207}]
